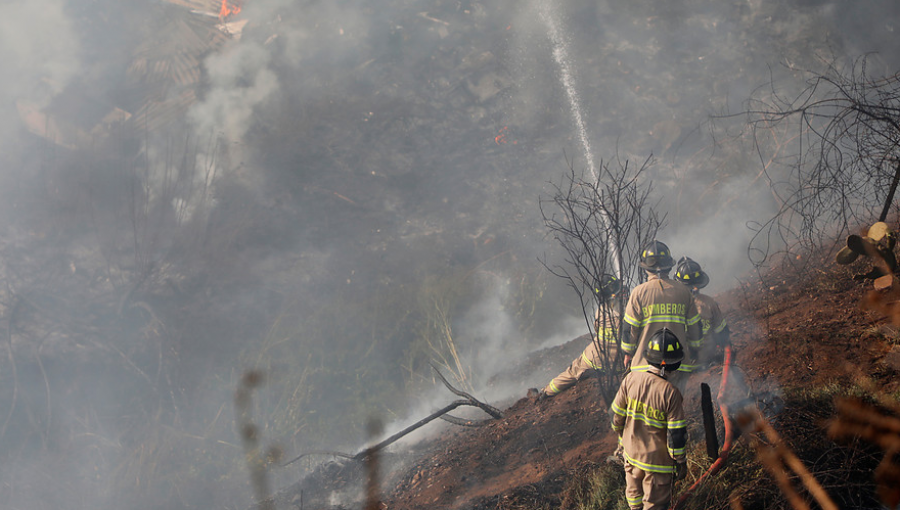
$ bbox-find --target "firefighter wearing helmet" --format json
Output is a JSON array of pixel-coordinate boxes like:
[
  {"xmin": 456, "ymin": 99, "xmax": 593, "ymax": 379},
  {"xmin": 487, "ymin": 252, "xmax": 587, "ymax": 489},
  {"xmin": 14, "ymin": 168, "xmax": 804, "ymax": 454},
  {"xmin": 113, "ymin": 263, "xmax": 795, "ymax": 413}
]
[
  {"xmin": 621, "ymin": 241, "xmax": 701, "ymax": 393},
  {"xmin": 673, "ymin": 257, "xmax": 730, "ymax": 380},
  {"xmin": 611, "ymin": 328, "xmax": 688, "ymax": 510},
  {"xmin": 533, "ymin": 273, "xmax": 627, "ymax": 399}
]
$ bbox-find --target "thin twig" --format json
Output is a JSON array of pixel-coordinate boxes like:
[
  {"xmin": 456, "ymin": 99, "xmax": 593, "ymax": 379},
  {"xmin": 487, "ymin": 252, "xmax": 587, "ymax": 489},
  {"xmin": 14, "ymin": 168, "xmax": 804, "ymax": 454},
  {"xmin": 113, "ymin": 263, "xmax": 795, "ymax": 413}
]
[{"xmin": 0, "ymin": 298, "xmax": 20, "ymax": 443}]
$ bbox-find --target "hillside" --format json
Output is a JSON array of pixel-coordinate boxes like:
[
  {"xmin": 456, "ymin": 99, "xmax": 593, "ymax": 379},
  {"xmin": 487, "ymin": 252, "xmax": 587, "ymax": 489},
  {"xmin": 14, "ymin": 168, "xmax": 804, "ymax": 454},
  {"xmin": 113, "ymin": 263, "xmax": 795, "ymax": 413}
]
[
  {"xmin": 266, "ymin": 251, "xmax": 900, "ymax": 510},
  {"xmin": 4, "ymin": 1, "xmax": 900, "ymax": 509}
]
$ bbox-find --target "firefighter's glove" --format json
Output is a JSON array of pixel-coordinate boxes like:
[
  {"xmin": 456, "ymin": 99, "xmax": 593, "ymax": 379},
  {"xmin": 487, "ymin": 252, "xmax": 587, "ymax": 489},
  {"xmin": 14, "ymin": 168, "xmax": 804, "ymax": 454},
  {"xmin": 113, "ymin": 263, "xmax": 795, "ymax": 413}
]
[
  {"xmin": 606, "ymin": 445, "xmax": 625, "ymax": 466},
  {"xmin": 675, "ymin": 462, "xmax": 687, "ymax": 481}
]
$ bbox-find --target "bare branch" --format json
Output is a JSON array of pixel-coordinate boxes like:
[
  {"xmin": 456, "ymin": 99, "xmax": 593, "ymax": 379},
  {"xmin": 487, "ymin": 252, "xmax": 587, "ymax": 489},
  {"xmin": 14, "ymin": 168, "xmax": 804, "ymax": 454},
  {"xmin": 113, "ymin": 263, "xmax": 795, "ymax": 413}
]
[
  {"xmin": 430, "ymin": 363, "xmax": 502, "ymax": 419},
  {"xmin": 283, "ymin": 366, "xmax": 502, "ymax": 467},
  {"xmin": 539, "ymin": 154, "xmax": 662, "ymax": 402},
  {"xmin": 727, "ymin": 55, "xmax": 900, "ymax": 270}
]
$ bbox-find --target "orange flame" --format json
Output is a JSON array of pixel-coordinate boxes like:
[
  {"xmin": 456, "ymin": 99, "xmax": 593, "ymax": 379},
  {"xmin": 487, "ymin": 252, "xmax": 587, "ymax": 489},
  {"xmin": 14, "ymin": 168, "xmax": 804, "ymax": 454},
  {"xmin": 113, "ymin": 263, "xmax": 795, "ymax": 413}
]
[
  {"xmin": 219, "ymin": 0, "xmax": 242, "ymax": 19},
  {"xmin": 494, "ymin": 126, "xmax": 516, "ymax": 145},
  {"xmin": 495, "ymin": 126, "xmax": 508, "ymax": 145}
]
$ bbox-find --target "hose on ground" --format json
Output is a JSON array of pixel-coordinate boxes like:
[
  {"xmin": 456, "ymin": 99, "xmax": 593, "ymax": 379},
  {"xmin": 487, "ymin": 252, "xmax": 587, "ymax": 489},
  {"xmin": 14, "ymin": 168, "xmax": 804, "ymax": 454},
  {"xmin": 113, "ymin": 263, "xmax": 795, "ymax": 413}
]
[{"xmin": 671, "ymin": 345, "xmax": 735, "ymax": 510}]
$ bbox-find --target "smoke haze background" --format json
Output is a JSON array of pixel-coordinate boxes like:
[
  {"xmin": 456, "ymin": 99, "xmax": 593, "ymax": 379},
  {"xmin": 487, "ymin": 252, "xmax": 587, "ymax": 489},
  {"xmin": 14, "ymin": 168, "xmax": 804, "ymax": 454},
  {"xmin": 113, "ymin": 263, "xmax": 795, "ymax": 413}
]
[{"xmin": 0, "ymin": 0, "xmax": 898, "ymax": 509}]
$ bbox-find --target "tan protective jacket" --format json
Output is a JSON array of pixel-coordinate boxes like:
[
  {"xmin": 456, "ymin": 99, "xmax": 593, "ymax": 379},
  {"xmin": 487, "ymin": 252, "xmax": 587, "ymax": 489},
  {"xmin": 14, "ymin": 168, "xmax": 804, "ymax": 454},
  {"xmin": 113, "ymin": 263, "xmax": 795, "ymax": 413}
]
[
  {"xmin": 622, "ymin": 274, "xmax": 701, "ymax": 372},
  {"xmin": 581, "ymin": 309, "xmax": 621, "ymax": 367},
  {"xmin": 590, "ymin": 305, "xmax": 622, "ymax": 367},
  {"xmin": 678, "ymin": 292, "xmax": 727, "ymax": 373},
  {"xmin": 543, "ymin": 308, "xmax": 620, "ymax": 395},
  {"xmin": 611, "ymin": 368, "xmax": 687, "ymax": 473}
]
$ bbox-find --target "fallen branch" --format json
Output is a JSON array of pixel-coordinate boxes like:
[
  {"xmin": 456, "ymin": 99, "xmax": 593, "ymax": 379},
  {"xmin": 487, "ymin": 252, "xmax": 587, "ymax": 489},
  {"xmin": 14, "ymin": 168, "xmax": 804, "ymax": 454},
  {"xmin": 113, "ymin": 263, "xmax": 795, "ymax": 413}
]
[
  {"xmin": 429, "ymin": 362, "xmax": 503, "ymax": 419},
  {"xmin": 283, "ymin": 366, "xmax": 502, "ymax": 467},
  {"xmin": 352, "ymin": 399, "xmax": 488, "ymax": 461},
  {"xmin": 279, "ymin": 450, "xmax": 356, "ymax": 466},
  {"xmin": 439, "ymin": 414, "xmax": 491, "ymax": 427}
]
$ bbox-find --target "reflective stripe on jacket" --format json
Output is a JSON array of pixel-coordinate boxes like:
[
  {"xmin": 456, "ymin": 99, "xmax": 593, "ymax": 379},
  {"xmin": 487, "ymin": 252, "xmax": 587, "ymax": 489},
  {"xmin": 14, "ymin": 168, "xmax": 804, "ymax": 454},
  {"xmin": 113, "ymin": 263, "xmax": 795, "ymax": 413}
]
[
  {"xmin": 543, "ymin": 308, "xmax": 622, "ymax": 395},
  {"xmin": 622, "ymin": 274, "xmax": 700, "ymax": 372},
  {"xmin": 678, "ymin": 292, "xmax": 727, "ymax": 373},
  {"xmin": 611, "ymin": 369, "xmax": 686, "ymax": 473}
]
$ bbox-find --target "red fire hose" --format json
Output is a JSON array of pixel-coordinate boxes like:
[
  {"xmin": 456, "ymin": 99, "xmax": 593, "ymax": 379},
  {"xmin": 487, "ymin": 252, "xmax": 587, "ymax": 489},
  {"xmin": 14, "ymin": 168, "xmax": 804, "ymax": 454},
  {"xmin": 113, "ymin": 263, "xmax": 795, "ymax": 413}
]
[{"xmin": 671, "ymin": 345, "xmax": 734, "ymax": 510}]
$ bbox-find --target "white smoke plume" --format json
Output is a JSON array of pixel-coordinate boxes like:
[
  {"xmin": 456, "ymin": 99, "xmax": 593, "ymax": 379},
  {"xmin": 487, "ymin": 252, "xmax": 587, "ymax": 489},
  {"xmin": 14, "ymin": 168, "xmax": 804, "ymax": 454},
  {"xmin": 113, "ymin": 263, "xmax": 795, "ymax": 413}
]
[
  {"xmin": 0, "ymin": 1, "xmax": 80, "ymax": 104},
  {"xmin": 0, "ymin": 2, "xmax": 898, "ymax": 510},
  {"xmin": 189, "ymin": 40, "xmax": 279, "ymax": 142}
]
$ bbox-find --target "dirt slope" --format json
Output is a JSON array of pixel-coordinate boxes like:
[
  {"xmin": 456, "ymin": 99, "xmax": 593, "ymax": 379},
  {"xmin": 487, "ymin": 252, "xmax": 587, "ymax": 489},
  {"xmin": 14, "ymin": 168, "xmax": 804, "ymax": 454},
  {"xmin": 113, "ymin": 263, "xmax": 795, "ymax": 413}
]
[{"xmin": 270, "ymin": 256, "xmax": 900, "ymax": 510}]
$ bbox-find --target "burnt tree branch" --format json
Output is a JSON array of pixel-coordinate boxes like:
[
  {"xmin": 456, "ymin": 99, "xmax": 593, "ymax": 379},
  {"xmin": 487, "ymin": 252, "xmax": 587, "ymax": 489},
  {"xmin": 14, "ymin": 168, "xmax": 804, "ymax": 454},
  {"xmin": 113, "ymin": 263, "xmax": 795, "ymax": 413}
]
[
  {"xmin": 538, "ymin": 154, "xmax": 662, "ymax": 403},
  {"xmin": 722, "ymin": 55, "xmax": 900, "ymax": 270},
  {"xmin": 282, "ymin": 366, "xmax": 501, "ymax": 467}
]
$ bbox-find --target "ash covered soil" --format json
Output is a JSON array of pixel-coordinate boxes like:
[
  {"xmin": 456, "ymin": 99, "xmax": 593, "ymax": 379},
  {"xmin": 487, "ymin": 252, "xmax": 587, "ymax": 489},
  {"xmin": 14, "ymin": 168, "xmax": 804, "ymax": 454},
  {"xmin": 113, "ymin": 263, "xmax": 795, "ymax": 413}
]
[{"xmin": 267, "ymin": 253, "xmax": 900, "ymax": 510}]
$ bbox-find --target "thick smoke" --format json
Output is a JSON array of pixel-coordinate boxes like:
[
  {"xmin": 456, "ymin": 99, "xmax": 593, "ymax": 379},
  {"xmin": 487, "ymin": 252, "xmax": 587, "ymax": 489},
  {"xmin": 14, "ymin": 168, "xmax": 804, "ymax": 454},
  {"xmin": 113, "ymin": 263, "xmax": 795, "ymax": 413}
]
[
  {"xmin": 189, "ymin": 41, "xmax": 279, "ymax": 142},
  {"xmin": 0, "ymin": 0, "xmax": 898, "ymax": 509},
  {"xmin": 0, "ymin": 1, "xmax": 79, "ymax": 106},
  {"xmin": 0, "ymin": 0, "xmax": 80, "ymax": 160}
]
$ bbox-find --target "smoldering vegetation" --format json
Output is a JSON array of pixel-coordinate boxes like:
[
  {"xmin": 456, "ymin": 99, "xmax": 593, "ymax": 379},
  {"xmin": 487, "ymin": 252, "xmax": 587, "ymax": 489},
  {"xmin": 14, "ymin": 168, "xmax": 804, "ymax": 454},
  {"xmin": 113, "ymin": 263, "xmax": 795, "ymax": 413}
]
[{"xmin": 0, "ymin": 0, "xmax": 897, "ymax": 509}]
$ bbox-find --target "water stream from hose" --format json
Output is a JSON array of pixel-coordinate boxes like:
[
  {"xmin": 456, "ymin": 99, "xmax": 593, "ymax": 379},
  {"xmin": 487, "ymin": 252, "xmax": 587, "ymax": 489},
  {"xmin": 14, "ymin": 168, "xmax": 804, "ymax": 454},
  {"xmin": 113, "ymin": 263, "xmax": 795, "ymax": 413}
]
[
  {"xmin": 536, "ymin": 2, "xmax": 597, "ymax": 182},
  {"xmin": 536, "ymin": 2, "xmax": 622, "ymax": 275}
]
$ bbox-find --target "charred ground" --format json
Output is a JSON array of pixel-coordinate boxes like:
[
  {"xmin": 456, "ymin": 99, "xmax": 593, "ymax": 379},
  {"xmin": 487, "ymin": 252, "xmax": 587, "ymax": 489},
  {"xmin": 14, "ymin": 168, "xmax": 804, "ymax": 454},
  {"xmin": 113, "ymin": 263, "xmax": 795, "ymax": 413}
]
[
  {"xmin": 267, "ymin": 249, "xmax": 900, "ymax": 510},
  {"xmin": 6, "ymin": 1, "xmax": 900, "ymax": 509}
]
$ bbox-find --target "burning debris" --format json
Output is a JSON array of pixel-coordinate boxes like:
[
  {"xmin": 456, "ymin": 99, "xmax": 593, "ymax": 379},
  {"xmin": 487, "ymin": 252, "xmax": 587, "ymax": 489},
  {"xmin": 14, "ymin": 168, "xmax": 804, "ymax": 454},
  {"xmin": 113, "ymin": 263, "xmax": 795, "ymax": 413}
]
[
  {"xmin": 218, "ymin": 0, "xmax": 243, "ymax": 19},
  {"xmin": 158, "ymin": 0, "xmax": 238, "ymax": 19},
  {"xmin": 15, "ymin": 0, "xmax": 251, "ymax": 150}
]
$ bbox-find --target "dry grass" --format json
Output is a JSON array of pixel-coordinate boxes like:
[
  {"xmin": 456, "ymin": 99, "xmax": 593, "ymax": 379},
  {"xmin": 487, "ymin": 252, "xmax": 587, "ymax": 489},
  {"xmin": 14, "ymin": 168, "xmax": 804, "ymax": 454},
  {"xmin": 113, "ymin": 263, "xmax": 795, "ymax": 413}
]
[
  {"xmin": 552, "ymin": 383, "xmax": 884, "ymax": 510},
  {"xmin": 558, "ymin": 463, "xmax": 629, "ymax": 510}
]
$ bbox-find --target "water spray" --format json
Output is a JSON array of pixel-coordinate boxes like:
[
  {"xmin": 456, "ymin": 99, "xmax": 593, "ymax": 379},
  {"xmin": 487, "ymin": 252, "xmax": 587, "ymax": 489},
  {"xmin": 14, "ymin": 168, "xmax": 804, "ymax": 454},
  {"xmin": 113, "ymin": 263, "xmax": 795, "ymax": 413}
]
[{"xmin": 536, "ymin": 1, "xmax": 622, "ymax": 276}]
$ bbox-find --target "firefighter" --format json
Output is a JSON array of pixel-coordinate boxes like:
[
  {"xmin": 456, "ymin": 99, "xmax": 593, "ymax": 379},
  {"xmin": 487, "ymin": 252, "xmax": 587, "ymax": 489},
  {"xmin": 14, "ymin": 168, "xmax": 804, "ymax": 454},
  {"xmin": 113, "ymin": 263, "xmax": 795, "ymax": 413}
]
[
  {"xmin": 672, "ymin": 257, "xmax": 730, "ymax": 376},
  {"xmin": 621, "ymin": 241, "xmax": 701, "ymax": 393},
  {"xmin": 534, "ymin": 274, "xmax": 627, "ymax": 399},
  {"xmin": 611, "ymin": 328, "xmax": 688, "ymax": 510}
]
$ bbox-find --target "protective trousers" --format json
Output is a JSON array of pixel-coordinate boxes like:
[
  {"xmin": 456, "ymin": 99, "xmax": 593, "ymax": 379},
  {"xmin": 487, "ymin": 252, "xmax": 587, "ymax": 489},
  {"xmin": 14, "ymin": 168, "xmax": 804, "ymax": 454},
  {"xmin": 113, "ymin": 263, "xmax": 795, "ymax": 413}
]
[
  {"xmin": 544, "ymin": 342, "xmax": 618, "ymax": 395},
  {"xmin": 545, "ymin": 354, "xmax": 592, "ymax": 395},
  {"xmin": 624, "ymin": 462, "xmax": 673, "ymax": 510}
]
